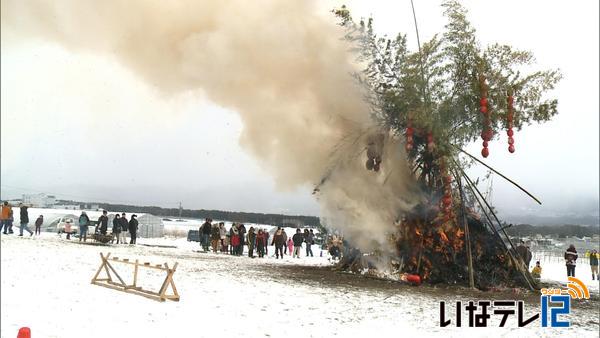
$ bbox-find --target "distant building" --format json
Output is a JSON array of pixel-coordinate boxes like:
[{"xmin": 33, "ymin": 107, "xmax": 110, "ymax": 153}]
[
  {"xmin": 22, "ymin": 193, "xmax": 56, "ymax": 208},
  {"xmin": 53, "ymin": 204, "xmax": 82, "ymax": 210}
]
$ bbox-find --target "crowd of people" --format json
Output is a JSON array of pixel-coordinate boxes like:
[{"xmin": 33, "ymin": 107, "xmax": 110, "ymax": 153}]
[{"xmin": 197, "ymin": 218, "xmax": 324, "ymax": 259}]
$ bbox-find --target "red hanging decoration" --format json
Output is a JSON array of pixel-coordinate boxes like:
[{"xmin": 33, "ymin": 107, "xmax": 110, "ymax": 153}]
[
  {"xmin": 507, "ymin": 92, "xmax": 515, "ymax": 153},
  {"xmin": 405, "ymin": 118, "xmax": 414, "ymax": 152},
  {"xmin": 480, "ymin": 75, "xmax": 491, "ymax": 158}
]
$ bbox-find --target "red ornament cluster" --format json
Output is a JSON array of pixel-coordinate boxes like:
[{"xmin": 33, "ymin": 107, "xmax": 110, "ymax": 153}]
[
  {"xmin": 480, "ymin": 76, "xmax": 492, "ymax": 158},
  {"xmin": 441, "ymin": 171, "xmax": 454, "ymax": 223},
  {"xmin": 507, "ymin": 93, "xmax": 515, "ymax": 153},
  {"xmin": 427, "ymin": 131, "xmax": 435, "ymax": 152},
  {"xmin": 405, "ymin": 121, "xmax": 414, "ymax": 152}
]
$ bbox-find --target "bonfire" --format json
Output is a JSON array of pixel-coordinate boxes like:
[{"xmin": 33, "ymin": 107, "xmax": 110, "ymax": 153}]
[{"xmin": 324, "ymin": 1, "xmax": 561, "ymax": 290}]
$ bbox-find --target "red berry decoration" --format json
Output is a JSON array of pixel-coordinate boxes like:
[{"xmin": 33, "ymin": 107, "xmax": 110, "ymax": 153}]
[
  {"xmin": 507, "ymin": 92, "xmax": 515, "ymax": 154},
  {"xmin": 481, "ymin": 147, "xmax": 489, "ymax": 158},
  {"xmin": 479, "ymin": 75, "xmax": 491, "ymax": 158}
]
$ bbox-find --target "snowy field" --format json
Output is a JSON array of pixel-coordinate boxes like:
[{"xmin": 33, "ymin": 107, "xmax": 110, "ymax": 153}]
[{"xmin": 1, "ymin": 234, "xmax": 598, "ymax": 338}]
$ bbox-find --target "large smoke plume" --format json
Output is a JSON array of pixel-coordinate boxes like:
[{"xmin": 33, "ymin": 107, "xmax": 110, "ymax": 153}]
[{"xmin": 2, "ymin": 0, "xmax": 422, "ymax": 253}]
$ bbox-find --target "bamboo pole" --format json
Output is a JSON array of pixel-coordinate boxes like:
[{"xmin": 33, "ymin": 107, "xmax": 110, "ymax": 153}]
[
  {"xmin": 454, "ymin": 170, "xmax": 475, "ymax": 288},
  {"xmin": 453, "ymin": 146, "xmax": 542, "ymax": 205}
]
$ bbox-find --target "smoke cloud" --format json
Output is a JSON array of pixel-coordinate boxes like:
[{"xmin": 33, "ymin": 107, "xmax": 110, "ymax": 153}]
[{"xmin": 1, "ymin": 0, "xmax": 421, "ymax": 253}]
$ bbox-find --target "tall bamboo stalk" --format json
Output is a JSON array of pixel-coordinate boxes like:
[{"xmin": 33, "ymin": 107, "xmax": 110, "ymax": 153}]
[{"xmin": 454, "ymin": 170, "xmax": 475, "ymax": 288}]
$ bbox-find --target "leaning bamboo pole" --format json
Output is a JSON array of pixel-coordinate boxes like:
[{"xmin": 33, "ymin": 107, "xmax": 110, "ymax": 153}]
[
  {"xmin": 455, "ymin": 164, "xmax": 537, "ymax": 290},
  {"xmin": 453, "ymin": 169, "xmax": 475, "ymax": 288}
]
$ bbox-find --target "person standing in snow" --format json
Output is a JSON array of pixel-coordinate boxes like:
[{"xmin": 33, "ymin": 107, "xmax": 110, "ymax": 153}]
[
  {"xmin": 264, "ymin": 229, "xmax": 270, "ymax": 256},
  {"xmin": 119, "ymin": 213, "xmax": 128, "ymax": 244},
  {"xmin": 231, "ymin": 223, "xmax": 241, "ymax": 256},
  {"xmin": 200, "ymin": 218, "xmax": 212, "ymax": 252},
  {"xmin": 34, "ymin": 215, "xmax": 44, "ymax": 235},
  {"xmin": 282, "ymin": 229, "xmax": 288, "ymax": 255},
  {"xmin": 79, "ymin": 211, "xmax": 90, "ymax": 242},
  {"xmin": 287, "ymin": 237, "xmax": 293, "ymax": 256},
  {"xmin": 237, "ymin": 223, "xmax": 247, "ymax": 256},
  {"xmin": 304, "ymin": 229, "xmax": 314, "ymax": 257},
  {"xmin": 112, "ymin": 214, "xmax": 122, "ymax": 243},
  {"xmin": 219, "ymin": 222, "xmax": 227, "ymax": 252},
  {"xmin": 128, "ymin": 214, "xmax": 139, "ymax": 244},
  {"xmin": 64, "ymin": 219, "xmax": 73, "ymax": 240},
  {"xmin": 272, "ymin": 227, "xmax": 285, "ymax": 259},
  {"xmin": 1, "ymin": 201, "xmax": 11, "ymax": 234},
  {"xmin": 97, "ymin": 210, "xmax": 109, "ymax": 235},
  {"xmin": 564, "ymin": 244, "xmax": 578, "ymax": 277},
  {"xmin": 247, "ymin": 227, "xmax": 256, "ymax": 258},
  {"xmin": 211, "ymin": 222, "xmax": 221, "ymax": 253},
  {"xmin": 292, "ymin": 229, "xmax": 304, "ymax": 258},
  {"xmin": 256, "ymin": 229, "xmax": 266, "ymax": 258},
  {"xmin": 18, "ymin": 203, "xmax": 33, "ymax": 237},
  {"xmin": 589, "ymin": 249, "xmax": 599, "ymax": 280}
]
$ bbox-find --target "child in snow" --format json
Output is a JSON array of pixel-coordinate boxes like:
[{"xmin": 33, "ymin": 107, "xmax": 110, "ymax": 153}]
[
  {"xmin": 64, "ymin": 220, "xmax": 72, "ymax": 240},
  {"xmin": 531, "ymin": 261, "xmax": 542, "ymax": 280},
  {"xmin": 287, "ymin": 238, "xmax": 293, "ymax": 255}
]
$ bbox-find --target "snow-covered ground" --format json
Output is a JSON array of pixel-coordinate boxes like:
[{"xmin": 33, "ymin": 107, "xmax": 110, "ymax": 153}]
[{"xmin": 1, "ymin": 234, "xmax": 598, "ymax": 338}]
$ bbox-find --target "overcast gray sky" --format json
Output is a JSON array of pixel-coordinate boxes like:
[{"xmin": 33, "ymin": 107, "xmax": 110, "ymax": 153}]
[{"xmin": 1, "ymin": 0, "xmax": 598, "ymax": 224}]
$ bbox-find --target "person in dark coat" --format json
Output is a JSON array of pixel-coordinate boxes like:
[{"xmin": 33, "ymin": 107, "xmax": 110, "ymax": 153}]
[
  {"xmin": 97, "ymin": 210, "xmax": 109, "ymax": 235},
  {"xmin": 256, "ymin": 229, "xmax": 266, "ymax": 258},
  {"xmin": 119, "ymin": 213, "xmax": 128, "ymax": 244},
  {"xmin": 292, "ymin": 229, "xmax": 304, "ymax": 258},
  {"xmin": 129, "ymin": 214, "xmax": 139, "ymax": 244},
  {"xmin": 18, "ymin": 203, "xmax": 33, "ymax": 236},
  {"xmin": 200, "ymin": 218, "xmax": 212, "ymax": 252},
  {"xmin": 564, "ymin": 244, "xmax": 578, "ymax": 277},
  {"xmin": 34, "ymin": 215, "xmax": 44, "ymax": 235},
  {"xmin": 112, "ymin": 214, "xmax": 122, "ymax": 243},
  {"xmin": 247, "ymin": 227, "xmax": 256, "ymax": 258},
  {"xmin": 237, "ymin": 223, "xmax": 247, "ymax": 256},
  {"xmin": 271, "ymin": 227, "xmax": 285, "ymax": 259},
  {"xmin": 516, "ymin": 240, "xmax": 532, "ymax": 268},
  {"xmin": 304, "ymin": 229, "xmax": 314, "ymax": 257}
]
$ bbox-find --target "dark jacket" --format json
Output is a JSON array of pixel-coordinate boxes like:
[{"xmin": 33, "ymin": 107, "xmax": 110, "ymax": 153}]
[
  {"xmin": 247, "ymin": 230, "xmax": 256, "ymax": 246},
  {"xmin": 120, "ymin": 217, "xmax": 129, "ymax": 232},
  {"xmin": 305, "ymin": 232, "xmax": 314, "ymax": 245},
  {"xmin": 564, "ymin": 247, "xmax": 578, "ymax": 266},
  {"xmin": 201, "ymin": 222, "xmax": 212, "ymax": 235},
  {"xmin": 292, "ymin": 233, "xmax": 304, "ymax": 246},
  {"xmin": 112, "ymin": 217, "xmax": 121, "ymax": 233},
  {"xmin": 272, "ymin": 231, "xmax": 285, "ymax": 246},
  {"xmin": 35, "ymin": 217, "xmax": 43, "ymax": 227},
  {"xmin": 97, "ymin": 215, "xmax": 109, "ymax": 230},
  {"xmin": 20, "ymin": 206, "xmax": 29, "ymax": 224},
  {"xmin": 129, "ymin": 218, "xmax": 139, "ymax": 233}
]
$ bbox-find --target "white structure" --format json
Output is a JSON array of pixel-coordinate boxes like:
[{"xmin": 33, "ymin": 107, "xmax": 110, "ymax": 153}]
[{"xmin": 22, "ymin": 193, "xmax": 56, "ymax": 208}]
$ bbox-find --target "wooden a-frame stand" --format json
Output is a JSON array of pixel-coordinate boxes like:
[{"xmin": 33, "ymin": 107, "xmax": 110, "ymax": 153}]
[{"xmin": 91, "ymin": 252, "xmax": 180, "ymax": 302}]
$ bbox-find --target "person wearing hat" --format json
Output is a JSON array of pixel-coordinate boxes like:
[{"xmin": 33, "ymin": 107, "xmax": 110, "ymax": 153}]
[
  {"xmin": 128, "ymin": 214, "xmax": 138, "ymax": 244},
  {"xmin": 34, "ymin": 215, "xmax": 44, "ymax": 235}
]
